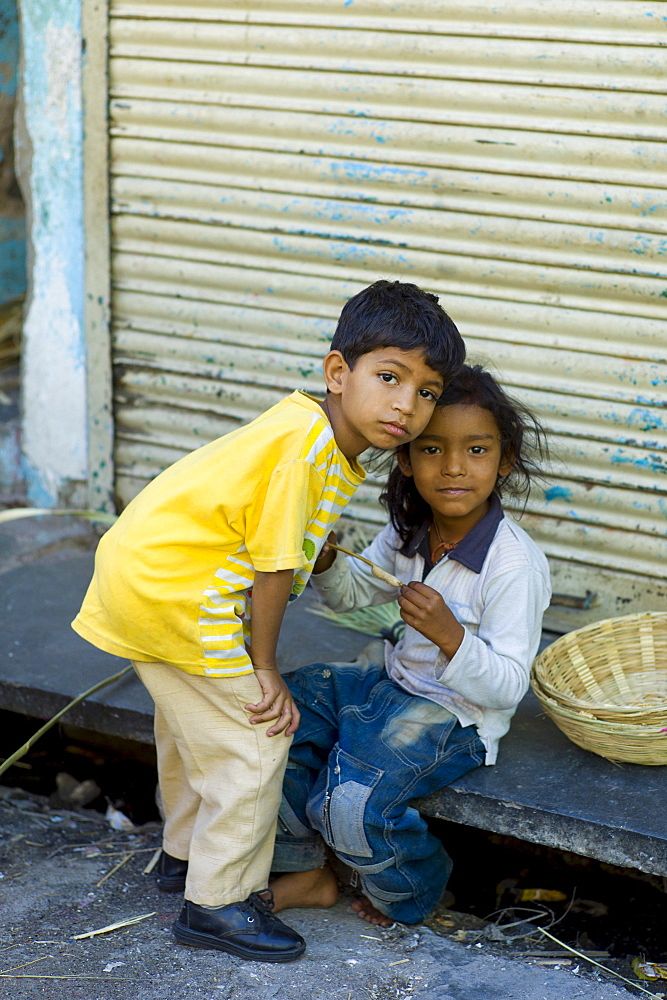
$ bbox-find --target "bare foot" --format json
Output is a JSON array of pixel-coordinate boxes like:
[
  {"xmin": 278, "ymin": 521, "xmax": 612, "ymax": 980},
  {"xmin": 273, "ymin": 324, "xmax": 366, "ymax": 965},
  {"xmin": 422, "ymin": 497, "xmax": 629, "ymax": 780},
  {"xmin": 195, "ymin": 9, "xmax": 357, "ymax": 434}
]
[
  {"xmin": 350, "ymin": 895, "xmax": 394, "ymax": 927},
  {"xmin": 270, "ymin": 867, "xmax": 339, "ymax": 912}
]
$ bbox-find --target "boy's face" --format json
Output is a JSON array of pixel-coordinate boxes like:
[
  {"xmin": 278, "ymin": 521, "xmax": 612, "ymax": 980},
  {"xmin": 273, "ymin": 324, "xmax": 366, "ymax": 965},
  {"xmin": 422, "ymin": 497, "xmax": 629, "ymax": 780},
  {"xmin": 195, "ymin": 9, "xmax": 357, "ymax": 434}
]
[{"xmin": 323, "ymin": 347, "xmax": 445, "ymax": 458}]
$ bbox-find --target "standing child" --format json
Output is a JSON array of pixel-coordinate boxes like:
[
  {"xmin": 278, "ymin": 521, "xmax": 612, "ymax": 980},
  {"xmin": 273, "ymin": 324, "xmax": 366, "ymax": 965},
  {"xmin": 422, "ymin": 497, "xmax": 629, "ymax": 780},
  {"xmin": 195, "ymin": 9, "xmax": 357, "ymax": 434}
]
[
  {"xmin": 71, "ymin": 280, "xmax": 465, "ymax": 961},
  {"xmin": 270, "ymin": 364, "xmax": 551, "ymax": 927}
]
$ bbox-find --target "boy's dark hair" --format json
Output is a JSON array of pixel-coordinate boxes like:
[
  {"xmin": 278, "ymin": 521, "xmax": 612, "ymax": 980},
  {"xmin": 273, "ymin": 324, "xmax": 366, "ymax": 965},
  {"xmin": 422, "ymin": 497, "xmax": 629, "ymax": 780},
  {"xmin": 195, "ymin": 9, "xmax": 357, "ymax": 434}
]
[
  {"xmin": 381, "ymin": 364, "xmax": 549, "ymax": 544},
  {"xmin": 330, "ymin": 279, "xmax": 465, "ymax": 382}
]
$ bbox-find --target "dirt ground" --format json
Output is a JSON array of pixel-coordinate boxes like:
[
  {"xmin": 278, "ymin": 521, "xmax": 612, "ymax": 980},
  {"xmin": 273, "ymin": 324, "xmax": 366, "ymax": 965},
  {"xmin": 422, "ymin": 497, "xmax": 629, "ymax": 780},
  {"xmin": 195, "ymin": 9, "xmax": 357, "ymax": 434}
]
[{"xmin": 0, "ymin": 784, "xmax": 649, "ymax": 1000}]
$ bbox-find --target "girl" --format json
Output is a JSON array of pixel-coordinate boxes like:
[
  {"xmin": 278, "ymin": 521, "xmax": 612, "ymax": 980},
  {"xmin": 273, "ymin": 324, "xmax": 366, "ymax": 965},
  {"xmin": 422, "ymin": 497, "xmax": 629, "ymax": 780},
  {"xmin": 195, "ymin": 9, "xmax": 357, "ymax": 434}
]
[{"xmin": 270, "ymin": 365, "xmax": 552, "ymax": 926}]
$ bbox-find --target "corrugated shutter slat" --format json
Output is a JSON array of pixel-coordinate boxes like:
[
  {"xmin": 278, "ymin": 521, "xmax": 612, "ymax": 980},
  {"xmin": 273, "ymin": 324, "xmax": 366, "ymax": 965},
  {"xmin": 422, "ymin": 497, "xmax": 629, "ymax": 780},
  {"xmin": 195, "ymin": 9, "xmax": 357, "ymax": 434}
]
[{"xmin": 108, "ymin": 1, "xmax": 667, "ymax": 625}]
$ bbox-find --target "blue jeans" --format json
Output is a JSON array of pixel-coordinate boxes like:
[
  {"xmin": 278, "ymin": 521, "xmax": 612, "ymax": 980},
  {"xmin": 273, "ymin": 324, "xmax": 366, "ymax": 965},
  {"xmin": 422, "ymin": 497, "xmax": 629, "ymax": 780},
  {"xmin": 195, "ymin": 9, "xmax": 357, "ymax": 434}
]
[{"xmin": 272, "ymin": 641, "xmax": 485, "ymax": 924}]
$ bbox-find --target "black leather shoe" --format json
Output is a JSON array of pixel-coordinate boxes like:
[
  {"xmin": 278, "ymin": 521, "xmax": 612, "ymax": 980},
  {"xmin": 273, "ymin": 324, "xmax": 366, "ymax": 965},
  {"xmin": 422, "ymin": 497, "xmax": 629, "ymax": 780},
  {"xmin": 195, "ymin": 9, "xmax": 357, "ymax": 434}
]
[
  {"xmin": 173, "ymin": 890, "xmax": 306, "ymax": 962},
  {"xmin": 155, "ymin": 850, "xmax": 188, "ymax": 893}
]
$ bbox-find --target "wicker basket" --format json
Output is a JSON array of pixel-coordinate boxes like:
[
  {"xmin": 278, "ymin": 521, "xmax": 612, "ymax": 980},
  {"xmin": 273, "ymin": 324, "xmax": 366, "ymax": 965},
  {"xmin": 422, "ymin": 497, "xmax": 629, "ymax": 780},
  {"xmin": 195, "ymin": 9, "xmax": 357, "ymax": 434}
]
[{"xmin": 531, "ymin": 611, "xmax": 667, "ymax": 765}]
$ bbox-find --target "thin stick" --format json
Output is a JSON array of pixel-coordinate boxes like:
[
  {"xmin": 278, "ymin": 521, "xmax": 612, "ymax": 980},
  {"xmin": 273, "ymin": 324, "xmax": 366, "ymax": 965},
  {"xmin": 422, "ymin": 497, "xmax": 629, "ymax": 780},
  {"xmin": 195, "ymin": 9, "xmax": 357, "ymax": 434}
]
[
  {"xmin": 73, "ymin": 911, "xmax": 156, "ymax": 940},
  {"xmin": 538, "ymin": 928, "xmax": 659, "ymax": 997},
  {"xmin": 143, "ymin": 847, "xmax": 161, "ymax": 874},
  {"xmin": 327, "ymin": 543, "xmax": 402, "ymax": 588},
  {"xmin": 0, "ymin": 957, "xmax": 48, "ymax": 975},
  {"xmin": 0, "ymin": 507, "xmax": 117, "ymax": 526},
  {"xmin": 85, "ymin": 848, "xmax": 157, "ymax": 859},
  {"xmin": 96, "ymin": 852, "xmax": 132, "ymax": 887},
  {"xmin": 490, "ymin": 911, "xmax": 547, "ymax": 932},
  {"xmin": 0, "ymin": 665, "xmax": 133, "ymax": 778},
  {"xmin": 0, "ymin": 975, "xmax": 144, "ymax": 981},
  {"xmin": 327, "ymin": 542, "xmax": 386, "ymax": 570}
]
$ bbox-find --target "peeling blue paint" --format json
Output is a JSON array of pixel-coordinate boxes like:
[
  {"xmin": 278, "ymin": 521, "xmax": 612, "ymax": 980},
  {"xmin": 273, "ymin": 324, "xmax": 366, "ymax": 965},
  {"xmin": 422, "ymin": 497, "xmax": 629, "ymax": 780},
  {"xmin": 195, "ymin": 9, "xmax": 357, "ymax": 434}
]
[
  {"xmin": 270, "ymin": 232, "xmax": 410, "ymax": 268},
  {"xmin": 544, "ymin": 485, "xmax": 574, "ymax": 502},
  {"xmin": 636, "ymin": 394, "xmax": 664, "ymax": 405},
  {"xmin": 328, "ymin": 159, "xmax": 428, "ymax": 185},
  {"xmin": 630, "ymin": 496, "xmax": 666, "ymax": 515},
  {"xmin": 327, "ymin": 122, "xmax": 357, "ymax": 137},
  {"xmin": 626, "ymin": 408, "xmax": 667, "ymax": 433},
  {"xmin": 21, "ymin": 453, "xmax": 59, "ymax": 507},
  {"xmin": 629, "ymin": 233, "xmax": 667, "ymax": 256},
  {"xmin": 21, "ymin": 0, "xmax": 84, "ymax": 325},
  {"xmin": 610, "ymin": 451, "xmax": 666, "ymax": 474},
  {"xmin": 18, "ymin": 0, "xmax": 88, "ymax": 507}
]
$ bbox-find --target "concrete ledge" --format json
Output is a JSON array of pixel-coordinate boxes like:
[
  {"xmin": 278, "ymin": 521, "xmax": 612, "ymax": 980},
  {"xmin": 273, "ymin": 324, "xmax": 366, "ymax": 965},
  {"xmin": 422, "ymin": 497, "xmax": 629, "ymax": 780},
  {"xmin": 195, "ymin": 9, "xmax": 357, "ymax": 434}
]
[
  {"xmin": 0, "ymin": 550, "xmax": 367, "ymax": 745},
  {"xmin": 1, "ymin": 544, "xmax": 666, "ymax": 880},
  {"xmin": 417, "ymin": 688, "xmax": 667, "ymax": 878}
]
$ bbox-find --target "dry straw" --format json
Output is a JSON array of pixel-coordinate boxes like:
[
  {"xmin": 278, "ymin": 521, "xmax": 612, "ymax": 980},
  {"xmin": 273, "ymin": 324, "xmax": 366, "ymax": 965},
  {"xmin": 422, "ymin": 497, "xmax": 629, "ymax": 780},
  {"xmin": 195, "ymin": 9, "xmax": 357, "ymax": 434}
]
[{"xmin": 531, "ymin": 611, "xmax": 667, "ymax": 765}]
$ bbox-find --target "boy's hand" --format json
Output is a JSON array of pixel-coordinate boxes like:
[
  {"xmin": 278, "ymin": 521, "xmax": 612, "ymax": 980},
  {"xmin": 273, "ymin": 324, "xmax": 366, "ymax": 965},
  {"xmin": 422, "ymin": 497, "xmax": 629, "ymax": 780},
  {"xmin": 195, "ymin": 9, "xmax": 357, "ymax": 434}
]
[
  {"xmin": 246, "ymin": 568, "xmax": 297, "ymax": 735},
  {"xmin": 246, "ymin": 668, "xmax": 301, "ymax": 737},
  {"xmin": 398, "ymin": 581, "xmax": 464, "ymax": 660},
  {"xmin": 313, "ymin": 531, "xmax": 337, "ymax": 575}
]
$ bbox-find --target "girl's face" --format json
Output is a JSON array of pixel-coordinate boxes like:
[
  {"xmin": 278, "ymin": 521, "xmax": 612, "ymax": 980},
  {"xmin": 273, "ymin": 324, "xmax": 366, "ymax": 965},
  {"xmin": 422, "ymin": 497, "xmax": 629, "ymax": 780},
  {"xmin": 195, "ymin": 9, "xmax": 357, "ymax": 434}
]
[{"xmin": 398, "ymin": 403, "xmax": 513, "ymax": 536}]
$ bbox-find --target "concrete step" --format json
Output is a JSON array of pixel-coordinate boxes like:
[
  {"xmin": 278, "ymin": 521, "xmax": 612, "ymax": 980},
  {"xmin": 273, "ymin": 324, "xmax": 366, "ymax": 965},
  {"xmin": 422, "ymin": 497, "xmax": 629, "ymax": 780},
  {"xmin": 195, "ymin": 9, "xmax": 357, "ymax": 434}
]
[{"xmin": 1, "ymin": 542, "xmax": 665, "ymax": 881}]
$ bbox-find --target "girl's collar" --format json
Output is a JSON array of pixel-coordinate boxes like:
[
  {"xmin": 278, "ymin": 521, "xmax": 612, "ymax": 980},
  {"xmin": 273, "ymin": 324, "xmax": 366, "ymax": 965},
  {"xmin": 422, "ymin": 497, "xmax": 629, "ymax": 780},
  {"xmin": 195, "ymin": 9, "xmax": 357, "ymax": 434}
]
[{"xmin": 403, "ymin": 494, "xmax": 505, "ymax": 575}]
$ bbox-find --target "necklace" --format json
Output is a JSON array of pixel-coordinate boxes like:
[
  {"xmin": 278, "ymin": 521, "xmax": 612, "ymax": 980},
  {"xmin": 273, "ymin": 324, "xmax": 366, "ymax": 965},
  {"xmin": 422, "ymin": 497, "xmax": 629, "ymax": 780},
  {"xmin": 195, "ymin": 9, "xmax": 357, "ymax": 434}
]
[{"xmin": 430, "ymin": 521, "xmax": 464, "ymax": 565}]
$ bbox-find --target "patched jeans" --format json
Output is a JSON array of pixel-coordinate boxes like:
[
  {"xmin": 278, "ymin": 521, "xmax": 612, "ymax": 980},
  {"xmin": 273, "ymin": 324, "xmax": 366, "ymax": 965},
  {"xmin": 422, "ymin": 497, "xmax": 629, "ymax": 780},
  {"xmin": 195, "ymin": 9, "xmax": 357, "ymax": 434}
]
[{"xmin": 272, "ymin": 641, "xmax": 486, "ymax": 924}]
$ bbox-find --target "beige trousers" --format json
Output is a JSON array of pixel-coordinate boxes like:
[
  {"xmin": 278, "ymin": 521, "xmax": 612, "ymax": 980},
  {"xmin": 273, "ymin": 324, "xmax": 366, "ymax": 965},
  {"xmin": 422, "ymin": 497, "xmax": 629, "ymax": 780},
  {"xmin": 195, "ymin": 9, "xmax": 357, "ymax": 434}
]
[{"xmin": 133, "ymin": 661, "xmax": 291, "ymax": 907}]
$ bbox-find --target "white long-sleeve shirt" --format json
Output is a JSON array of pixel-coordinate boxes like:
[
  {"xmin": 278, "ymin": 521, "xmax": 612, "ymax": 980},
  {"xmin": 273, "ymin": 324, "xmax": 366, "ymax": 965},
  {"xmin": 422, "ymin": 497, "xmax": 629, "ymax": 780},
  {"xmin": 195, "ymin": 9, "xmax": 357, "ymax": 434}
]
[{"xmin": 310, "ymin": 497, "xmax": 551, "ymax": 764}]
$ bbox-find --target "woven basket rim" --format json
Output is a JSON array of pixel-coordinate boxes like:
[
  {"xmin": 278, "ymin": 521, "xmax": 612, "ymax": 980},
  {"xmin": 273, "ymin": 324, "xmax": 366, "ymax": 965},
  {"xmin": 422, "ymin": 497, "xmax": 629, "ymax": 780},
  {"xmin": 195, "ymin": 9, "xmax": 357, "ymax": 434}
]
[
  {"xmin": 532, "ymin": 613, "xmax": 667, "ymax": 764},
  {"xmin": 531, "ymin": 671, "xmax": 667, "ymax": 716},
  {"xmin": 532, "ymin": 684, "xmax": 667, "ymax": 734},
  {"xmin": 531, "ymin": 612, "xmax": 667, "ymax": 762},
  {"xmin": 532, "ymin": 686, "xmax": 667, "ymax": 763},
  {"xmin": 532, "ymin": 610, "xmax": 667, "ymax": 711}
]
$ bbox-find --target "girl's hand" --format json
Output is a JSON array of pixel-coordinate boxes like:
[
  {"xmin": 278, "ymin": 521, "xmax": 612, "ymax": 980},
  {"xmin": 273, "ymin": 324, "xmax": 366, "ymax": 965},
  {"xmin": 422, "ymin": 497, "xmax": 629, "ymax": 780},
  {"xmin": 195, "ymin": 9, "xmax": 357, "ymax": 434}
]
[
  {"xmin": 398, "ymin": 581, "xmax": 464, "ymax": 660},
  {"xmin": 313, "ymin": 530, "xmax": 337, "ymax": 575},
  {"xmin": 246, "ymin": 669, "xmax": 301, "ymax": 737}
]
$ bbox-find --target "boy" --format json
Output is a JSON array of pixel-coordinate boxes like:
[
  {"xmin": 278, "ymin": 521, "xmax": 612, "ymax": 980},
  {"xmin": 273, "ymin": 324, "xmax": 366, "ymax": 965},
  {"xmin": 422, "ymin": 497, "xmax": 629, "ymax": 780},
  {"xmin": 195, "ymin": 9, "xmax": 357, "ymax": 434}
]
[{"xmin": 72, "ymin": 279, "xmax": 465, "ymax": 962}]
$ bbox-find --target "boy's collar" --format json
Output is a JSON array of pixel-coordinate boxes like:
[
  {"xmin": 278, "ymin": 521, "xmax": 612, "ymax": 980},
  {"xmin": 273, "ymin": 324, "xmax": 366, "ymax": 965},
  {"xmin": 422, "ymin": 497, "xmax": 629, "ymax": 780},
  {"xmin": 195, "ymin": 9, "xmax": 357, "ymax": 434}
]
[
  {"xmin": 290, "ymin": 391, "xmax": 366, "ymax": 481},
  {"xmin": 294, "ymin": 389, "xmax": 326, "ymax": 410},
  {"xmin": 405, "ymin": 494, "xmax": 504, "ymax": 575}
]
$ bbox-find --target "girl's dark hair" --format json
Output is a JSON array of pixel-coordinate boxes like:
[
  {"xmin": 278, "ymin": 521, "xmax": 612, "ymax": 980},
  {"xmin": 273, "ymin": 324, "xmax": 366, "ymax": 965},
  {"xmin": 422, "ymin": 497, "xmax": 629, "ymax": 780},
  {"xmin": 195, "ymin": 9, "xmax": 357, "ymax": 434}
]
[{"xmin": 381, "ymin": 364, "xmax": 549, "ymax": 544}]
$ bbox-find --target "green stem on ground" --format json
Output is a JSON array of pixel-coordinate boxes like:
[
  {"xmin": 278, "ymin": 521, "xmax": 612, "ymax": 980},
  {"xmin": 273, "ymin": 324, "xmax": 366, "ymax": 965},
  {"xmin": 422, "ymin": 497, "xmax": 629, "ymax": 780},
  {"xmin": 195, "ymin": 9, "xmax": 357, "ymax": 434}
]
[
  {"xmin": 0, "ymin": 664, "xmax": 134, "ymax": 778},
  {"xmin": 0, "ymin": 507, "xmax": 117, "ymax": 525},
  {"xmin": 538, "ymin": 928, "xmax": 661, "ymax": 997}
]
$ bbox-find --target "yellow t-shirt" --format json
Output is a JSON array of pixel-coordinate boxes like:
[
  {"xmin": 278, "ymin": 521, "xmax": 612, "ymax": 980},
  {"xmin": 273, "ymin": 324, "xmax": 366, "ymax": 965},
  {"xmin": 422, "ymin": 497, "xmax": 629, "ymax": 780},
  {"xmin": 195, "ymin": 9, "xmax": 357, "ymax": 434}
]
[{"xmin": 72, "ymin": 391, "xmax": 365, "ymax": 675}]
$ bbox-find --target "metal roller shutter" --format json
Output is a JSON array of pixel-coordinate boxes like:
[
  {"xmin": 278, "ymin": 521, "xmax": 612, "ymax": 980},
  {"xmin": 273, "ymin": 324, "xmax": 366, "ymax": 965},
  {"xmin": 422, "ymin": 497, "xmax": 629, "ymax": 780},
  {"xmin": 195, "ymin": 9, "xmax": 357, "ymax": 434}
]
[{"xmin": 107, "ymin": 1, "xmax": 667, "ymax": 626}]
